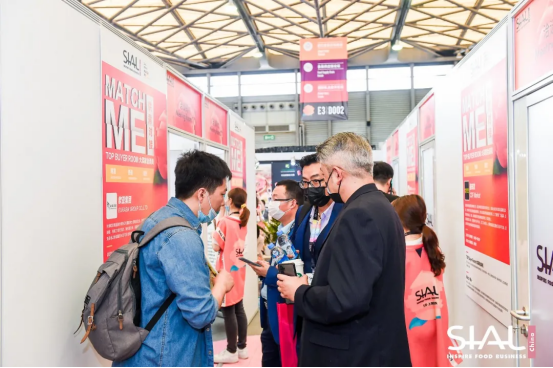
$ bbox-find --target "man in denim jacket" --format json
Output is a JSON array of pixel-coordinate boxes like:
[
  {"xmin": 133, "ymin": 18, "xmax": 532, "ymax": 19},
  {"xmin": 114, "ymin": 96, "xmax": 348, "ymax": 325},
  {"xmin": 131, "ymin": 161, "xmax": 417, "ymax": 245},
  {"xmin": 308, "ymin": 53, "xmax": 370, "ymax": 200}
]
[{"xmin": 114, "ymin": 150, "xmax": 234, "ymax": 367}]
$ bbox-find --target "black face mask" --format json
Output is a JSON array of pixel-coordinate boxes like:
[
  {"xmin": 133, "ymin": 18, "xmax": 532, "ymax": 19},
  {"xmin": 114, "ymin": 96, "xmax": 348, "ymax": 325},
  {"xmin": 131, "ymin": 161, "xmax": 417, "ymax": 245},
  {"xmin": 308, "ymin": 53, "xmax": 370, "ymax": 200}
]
[
  {"xmin": 306, "ymin": 187, "xmax": 331, "ymax": 207},
  {"xmin": 326, "ymin": 169, "xmax": 344, "ymax": 204}
]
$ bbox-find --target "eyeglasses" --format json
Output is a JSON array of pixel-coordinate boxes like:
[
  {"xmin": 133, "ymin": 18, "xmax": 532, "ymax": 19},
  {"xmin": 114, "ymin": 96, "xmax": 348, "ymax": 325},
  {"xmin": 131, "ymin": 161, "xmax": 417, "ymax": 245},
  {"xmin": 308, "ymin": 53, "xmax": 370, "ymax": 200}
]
[
  {"xmin": 299, "ymin": 179, "xmax": 326, "ymax": 189},
  {"xmin": 272, "ymin": 198, "xmax": 293, "ymax": 202}
]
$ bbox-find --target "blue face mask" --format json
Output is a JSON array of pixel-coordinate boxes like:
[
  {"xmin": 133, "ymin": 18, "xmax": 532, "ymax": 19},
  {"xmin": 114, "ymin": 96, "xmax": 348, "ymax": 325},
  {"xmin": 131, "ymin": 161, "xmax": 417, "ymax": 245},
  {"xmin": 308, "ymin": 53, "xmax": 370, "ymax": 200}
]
[
  {"xmin": 198, "ymin": 194, "xmax": 218, "ymax": 224},
  {"xmin": 225, "ymin": 205, "xmax": 231, "ymax": 214}
]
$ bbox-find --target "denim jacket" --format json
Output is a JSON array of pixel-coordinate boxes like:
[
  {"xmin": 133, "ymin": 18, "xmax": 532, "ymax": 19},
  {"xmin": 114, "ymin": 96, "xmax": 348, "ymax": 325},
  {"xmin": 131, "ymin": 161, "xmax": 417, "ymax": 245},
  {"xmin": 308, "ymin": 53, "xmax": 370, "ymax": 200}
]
[{"xmin": 113, "ymin": 198, "xmax": 218, "ymax": 367}]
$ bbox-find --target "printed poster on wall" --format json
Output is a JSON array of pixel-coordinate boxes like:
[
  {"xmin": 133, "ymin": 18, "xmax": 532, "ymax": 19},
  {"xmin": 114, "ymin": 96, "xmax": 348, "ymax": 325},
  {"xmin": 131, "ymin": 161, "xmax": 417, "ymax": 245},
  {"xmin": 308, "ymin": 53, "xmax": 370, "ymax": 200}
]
[
  {"xmin": 230, "ymin": 113, "xmax": 247, "ymax": 189},
  {"xmin": 386, "ymin": 138, "xmax": 393, "ymax": 164},
  {"xmin": 204, "ymin": 97, "xmax": 228, "ymax": 146},
  {"xmin": 406, "ymin": 126, "xmax": 419, "ymax": 195},
  {"xmin": 167, "ymin": 71, "xmax": 202, "ymax": 136},
  {"xmin": 392, "ymin": 130, "xmax": 399, "ymax": 159},
  {"xmin": 420, "ymin": 94, "xmax": 435, "ymax": 141},
  {"xmin": 459, "ymin": 24, "xmax": 511, "ymax": 326},
  {"xmin": 514, "ymin": 0, "xmax": 553, "ymax": 90},
  {"xmin": 300, "ymin": 38, "xmax": 348, "ymax": 120},
  {"xmin": 101, "ymin": 28, "xmax": 168, "ymax": 261}
]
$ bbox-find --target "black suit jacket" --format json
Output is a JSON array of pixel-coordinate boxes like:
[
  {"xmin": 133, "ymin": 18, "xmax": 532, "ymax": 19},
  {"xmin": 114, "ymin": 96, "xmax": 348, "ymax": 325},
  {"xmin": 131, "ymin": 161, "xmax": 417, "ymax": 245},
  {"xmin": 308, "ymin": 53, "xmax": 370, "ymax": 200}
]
[
  {"xmin": 383, "ymin": 192, "xmax": 400, "ymax": 203},
  {"xmin": 294, "ymin": 184, "xmax": 411, "ymax": 367}
]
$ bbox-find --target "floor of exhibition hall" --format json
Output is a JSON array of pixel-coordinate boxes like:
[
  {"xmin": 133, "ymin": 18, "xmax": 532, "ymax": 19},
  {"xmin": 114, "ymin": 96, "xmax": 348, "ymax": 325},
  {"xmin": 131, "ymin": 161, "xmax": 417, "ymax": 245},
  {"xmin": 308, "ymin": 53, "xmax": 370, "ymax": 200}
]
[{"xmin": 212, "ymin": 312, "xmax": 263, "ymax": 367}]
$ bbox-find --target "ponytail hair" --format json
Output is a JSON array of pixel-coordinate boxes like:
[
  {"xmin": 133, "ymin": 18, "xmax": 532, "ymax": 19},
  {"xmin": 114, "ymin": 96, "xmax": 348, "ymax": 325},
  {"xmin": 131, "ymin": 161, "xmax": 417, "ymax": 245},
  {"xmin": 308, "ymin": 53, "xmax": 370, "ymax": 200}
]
[
  {"xmin": 421, "ymin": 223, "xmax": 445, "ymax": 276},
  {"xmin": 228, "ymin": 188, "xmax": 250, "ymax": 228},
  {"xmin": 392, "ymin": 194, "xmax": 445, "ymax": 276}
]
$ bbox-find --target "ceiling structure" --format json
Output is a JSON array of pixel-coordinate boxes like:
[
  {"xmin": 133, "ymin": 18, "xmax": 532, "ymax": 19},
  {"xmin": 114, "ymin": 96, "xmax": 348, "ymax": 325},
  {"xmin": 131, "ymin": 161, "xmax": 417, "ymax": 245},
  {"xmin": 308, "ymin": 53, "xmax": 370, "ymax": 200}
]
[{"xmin": 83, "ymin": 0, "xmax": 516, "ymax": 71}]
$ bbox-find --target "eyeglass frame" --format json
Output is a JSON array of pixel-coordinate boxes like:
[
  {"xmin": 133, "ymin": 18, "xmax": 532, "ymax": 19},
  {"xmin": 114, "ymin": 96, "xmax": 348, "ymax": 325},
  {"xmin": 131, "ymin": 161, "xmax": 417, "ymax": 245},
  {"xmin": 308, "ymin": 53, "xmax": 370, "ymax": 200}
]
[{"xmin": 298, "ymin": 179, "xmax": 327, "ymax": 189}]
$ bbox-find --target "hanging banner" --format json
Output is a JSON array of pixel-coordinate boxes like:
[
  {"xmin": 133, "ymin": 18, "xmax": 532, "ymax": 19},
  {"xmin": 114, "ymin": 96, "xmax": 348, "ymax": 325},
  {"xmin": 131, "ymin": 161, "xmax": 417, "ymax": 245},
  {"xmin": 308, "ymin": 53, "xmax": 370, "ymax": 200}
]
[
  {"xmin": 406, "ymin": 127, "xmax": 419, "ymax": 195},
  {"xmin": 459, "ymin": 24, "xmax": 511, "ymax": 326},
  {"xmin": 300, "ymin": 38, "xmax": 348, "ymax": 120},
  {"xmin": 514, "ymin": 0, "xmax": 553, "ymax": 90},
  {"xmin": 230, "ymin": 113, "xmax": 247, "ymax": 189},
  {"xmin": 420, "ymin": 94, "xmax": 435, "ymax": 141},
  {"xmin": 204, "ymin": 97, "xmax": 228, "ymax": 146},
  {"xmin": 101, "ymin": 28, "xmax": 168, "ymax": 261},
  {"xmin": 166, "ymin": 71, "xmax": 202, "ymax": 137}
]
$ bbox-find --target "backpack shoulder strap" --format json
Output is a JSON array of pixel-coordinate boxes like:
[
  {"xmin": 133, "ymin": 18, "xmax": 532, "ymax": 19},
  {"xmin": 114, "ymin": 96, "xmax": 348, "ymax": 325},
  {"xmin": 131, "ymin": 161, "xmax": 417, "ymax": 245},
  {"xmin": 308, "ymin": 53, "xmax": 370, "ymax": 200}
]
[
  {"xmin": 138, "ymin": 217, "xmax": 193, "ymax": 332},
  {"xmin": 138, "ymin": 217, "xmax": 193, "ymax": 248}
]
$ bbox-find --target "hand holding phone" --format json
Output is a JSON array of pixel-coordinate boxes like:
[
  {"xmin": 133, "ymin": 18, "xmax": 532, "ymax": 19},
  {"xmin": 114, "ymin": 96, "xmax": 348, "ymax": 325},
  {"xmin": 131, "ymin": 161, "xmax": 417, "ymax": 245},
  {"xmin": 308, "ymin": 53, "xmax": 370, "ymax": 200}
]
[
  {"xmin": 278, "ymin": 263, "xmax": 297, "ymax": 277},
  {"xmin": 239, "ymin": 257, "xmax": 262, "ymax": 267}
]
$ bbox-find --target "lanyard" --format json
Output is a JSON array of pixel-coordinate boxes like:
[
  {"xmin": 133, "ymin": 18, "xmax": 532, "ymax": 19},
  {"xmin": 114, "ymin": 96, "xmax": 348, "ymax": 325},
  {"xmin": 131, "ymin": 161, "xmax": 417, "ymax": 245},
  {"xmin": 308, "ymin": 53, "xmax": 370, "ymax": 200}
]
[{"xmin": 308, "ymin": 212, "xmax": 324, "ymax": 272}]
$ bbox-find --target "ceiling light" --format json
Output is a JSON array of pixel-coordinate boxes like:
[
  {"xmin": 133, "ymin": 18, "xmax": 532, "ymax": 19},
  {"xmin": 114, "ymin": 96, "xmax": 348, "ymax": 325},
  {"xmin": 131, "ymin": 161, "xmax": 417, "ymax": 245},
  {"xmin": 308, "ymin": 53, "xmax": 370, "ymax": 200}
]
[
  {"xmin": 253, "ymin": 51, "xmax": 263, "ymax": 58},
  {"xmin": 392, "ymin": 42, "xmax": 403, "ymax": 51},
  {"xmin": 226, "ymin": 0, "xmax": 237, "ymax": 12}
]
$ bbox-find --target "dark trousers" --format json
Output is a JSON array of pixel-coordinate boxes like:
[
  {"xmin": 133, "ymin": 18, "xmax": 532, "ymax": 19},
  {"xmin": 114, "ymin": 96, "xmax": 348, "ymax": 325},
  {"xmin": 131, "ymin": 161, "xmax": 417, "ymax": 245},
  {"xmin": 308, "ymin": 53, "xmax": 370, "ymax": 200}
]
[
  {"xmin": 261, "ymin": 314, "xmax": 282, "ymax": 367},
  {"xmin": 221, "ymin": 300, "xmax": 248, "ymax": 354}
]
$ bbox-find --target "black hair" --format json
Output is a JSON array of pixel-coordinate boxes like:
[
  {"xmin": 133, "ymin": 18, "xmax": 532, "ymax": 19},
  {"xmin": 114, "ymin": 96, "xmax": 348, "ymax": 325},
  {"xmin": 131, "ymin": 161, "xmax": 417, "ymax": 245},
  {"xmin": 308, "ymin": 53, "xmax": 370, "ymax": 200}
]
[
  {"xmin": 299, "ymin": 153, "xmax": 319, "ymax": 170},
  {"xmin": 175, "ymin": 150, "xmax": 232, "ymax": 199},
  {"xmin": 373, "ymin": 161, "xmax": 394, "ymax": 185},
  {"xmin": 275, "ymin": 180, "xmax": 304, "ymax": 206}
]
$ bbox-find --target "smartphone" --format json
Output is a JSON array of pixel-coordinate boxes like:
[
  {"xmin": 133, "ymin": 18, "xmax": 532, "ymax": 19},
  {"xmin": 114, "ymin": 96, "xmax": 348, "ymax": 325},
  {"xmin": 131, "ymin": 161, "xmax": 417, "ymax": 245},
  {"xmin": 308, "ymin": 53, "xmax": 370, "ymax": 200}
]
[
  {"xmin": 278, "ymin": 263, "xmax": 297, "ymax": 304},
  {"xmin": 389, "ymin": 179, "xmax": 394, "ymax": 195},
  {"xmin": 239, "ymin": 257, "xmax": 262, "ymax": 267},
  {"xmin": 278, "ymin": 263, "xmax": 297, "ymax": 277}
]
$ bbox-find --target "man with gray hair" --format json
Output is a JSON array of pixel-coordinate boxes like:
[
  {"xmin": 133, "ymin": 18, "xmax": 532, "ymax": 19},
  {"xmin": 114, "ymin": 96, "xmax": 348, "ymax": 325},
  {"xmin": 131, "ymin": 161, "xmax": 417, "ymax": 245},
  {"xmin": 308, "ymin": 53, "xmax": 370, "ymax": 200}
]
[{"xmin": 277, "ymin": 133, "xmax": 411, "ymax": 367}]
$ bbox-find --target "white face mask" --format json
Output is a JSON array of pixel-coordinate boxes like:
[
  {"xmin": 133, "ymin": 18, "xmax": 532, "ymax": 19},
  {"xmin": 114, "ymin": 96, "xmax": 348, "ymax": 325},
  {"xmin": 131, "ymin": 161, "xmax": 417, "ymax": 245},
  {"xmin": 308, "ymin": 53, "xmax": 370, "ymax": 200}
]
[{"xmin": 268, "ymin": 200, "xmax": 290, "ymax": 221}]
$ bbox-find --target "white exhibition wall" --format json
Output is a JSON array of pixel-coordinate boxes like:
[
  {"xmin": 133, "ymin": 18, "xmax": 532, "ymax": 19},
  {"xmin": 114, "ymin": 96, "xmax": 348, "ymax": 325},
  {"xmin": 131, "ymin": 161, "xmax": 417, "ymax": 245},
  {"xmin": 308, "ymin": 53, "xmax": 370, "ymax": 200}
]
[
  {"xmin": 433, "ymin": 64, "xmax": 515, "ymax": 367},
  {"xmin": 0, "ymin": 0, "xmax": 107, "ymax": 366},
  {"xmin": 384, "ymin": 20, "xmax": 517, "ymax": 367},
  {"xmin": 232, "ymin": 112, "xmax": 259, "ymax": 323},
  {"xmin": 0, "ymin": 1, "xmax": 258, "ymax": 366}
]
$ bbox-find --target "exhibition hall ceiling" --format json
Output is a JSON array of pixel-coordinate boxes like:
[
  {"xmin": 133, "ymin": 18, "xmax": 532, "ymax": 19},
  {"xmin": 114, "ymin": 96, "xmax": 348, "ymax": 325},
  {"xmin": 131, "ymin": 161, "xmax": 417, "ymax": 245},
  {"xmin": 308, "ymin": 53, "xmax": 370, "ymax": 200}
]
[{"xmin": 83, "ymin": 0, "xmax": 516, "ymax": 70}]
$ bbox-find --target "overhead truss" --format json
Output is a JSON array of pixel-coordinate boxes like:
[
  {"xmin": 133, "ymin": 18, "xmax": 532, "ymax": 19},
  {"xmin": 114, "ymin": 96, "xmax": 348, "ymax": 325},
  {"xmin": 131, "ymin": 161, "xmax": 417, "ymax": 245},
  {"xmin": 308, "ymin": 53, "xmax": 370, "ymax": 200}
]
[{"xmin": 83, "ymin": 0, "xmax": 516, "ymax": 69}]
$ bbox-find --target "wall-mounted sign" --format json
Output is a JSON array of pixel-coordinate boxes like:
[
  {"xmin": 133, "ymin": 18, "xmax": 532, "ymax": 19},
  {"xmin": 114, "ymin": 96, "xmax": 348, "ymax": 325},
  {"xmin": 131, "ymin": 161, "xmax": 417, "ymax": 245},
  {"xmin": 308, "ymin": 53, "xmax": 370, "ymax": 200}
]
[
  {"xmin": 300, "ymin": 38, "xmax": 348, "ymax": 121},
  {"xmin": 459, "ymin": 24, "xmax": 511, "ymax": 326},
  {"xmin": 101, "ymin": 28, "xmax": 168, "ymax": 261},
  {"xmin": 420, "ymin": 94, "xmax": 435, "ymax": 141},
  {"xmin": 406, "ymin": 126, "xmax": 419, "ymax": 195},
  {"xmin": 230, "ymin": 113, "xmax": 247, "ymax": 189},
  {"xmin": 264, "ymin": 134, "xmax": 276, "ymax": 141},
  {"xmin": 204, "ymin": 97, "xmax": 228, "ymax": 146},
  {"xmin": 514, "ymin": 0, "xmax": 553, "ymax": 90},
  {"xmin": 167, "ymin": 71, "xmax": 202, "ymax": 137}
]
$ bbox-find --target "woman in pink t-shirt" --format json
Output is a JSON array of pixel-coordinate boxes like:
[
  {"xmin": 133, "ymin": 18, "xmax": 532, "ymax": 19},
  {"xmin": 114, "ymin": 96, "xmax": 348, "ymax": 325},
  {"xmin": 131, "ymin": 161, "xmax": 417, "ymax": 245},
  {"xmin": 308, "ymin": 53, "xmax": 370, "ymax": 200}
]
[
  {"xmin": 213, "ymin": 188, "xmax": 249, "ymax": 364},
  {"xmin": 393, "ymin": 195, "xmax": 462, "ymax": 367}
]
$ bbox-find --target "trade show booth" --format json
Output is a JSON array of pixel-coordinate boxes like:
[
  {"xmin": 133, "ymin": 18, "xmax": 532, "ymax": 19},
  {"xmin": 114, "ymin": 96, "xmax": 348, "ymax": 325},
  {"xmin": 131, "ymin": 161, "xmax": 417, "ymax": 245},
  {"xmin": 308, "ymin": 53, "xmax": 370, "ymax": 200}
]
[
  {"xmin": 0, "ymin": 1, "xmax": 257, "ymax": 365},
  {"xmin": 384, "ymin": 0, "xmax": 553, "ymax": 364}
]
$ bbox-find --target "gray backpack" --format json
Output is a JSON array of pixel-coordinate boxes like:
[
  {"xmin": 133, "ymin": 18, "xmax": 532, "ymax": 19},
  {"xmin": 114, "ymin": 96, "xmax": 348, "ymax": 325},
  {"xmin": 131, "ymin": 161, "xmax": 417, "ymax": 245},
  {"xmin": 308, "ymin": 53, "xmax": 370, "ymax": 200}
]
[{"xmin": 77, "ymin": 217, "xmax": 192, "ymax": 361}]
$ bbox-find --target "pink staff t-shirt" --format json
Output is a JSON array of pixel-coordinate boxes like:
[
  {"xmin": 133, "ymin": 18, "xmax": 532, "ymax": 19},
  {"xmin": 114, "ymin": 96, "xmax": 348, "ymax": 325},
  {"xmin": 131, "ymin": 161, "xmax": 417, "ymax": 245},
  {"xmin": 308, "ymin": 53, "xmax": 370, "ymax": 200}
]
[{"xmin": 213, "ymin": 216, "xmax": 247, "ymax": 307}]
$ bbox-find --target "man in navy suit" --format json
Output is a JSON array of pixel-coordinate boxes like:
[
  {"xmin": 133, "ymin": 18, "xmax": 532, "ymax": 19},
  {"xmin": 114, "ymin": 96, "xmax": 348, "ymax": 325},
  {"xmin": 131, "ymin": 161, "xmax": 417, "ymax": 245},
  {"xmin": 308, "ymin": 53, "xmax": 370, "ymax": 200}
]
[
  {"xmin": 249, "ymin": 180, "xmax": 304, "ymax": 367},
  {"xmin": 292, "ymin": 154, "xmax": 343, "ymax": 355}
]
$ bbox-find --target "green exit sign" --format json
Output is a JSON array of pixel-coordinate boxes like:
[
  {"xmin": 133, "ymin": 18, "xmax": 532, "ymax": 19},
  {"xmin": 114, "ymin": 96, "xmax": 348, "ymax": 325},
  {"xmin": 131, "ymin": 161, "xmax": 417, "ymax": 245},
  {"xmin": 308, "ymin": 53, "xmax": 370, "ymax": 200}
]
[{"xmin": 264, "ymin": 134, "xmax": 276, "ymax": 141}]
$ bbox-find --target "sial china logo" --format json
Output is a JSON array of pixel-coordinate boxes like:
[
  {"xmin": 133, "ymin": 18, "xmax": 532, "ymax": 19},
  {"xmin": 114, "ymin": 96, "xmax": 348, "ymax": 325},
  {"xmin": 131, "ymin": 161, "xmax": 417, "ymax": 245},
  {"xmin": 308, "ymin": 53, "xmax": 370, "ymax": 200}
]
[
  {"xmin": 416, "ymin": 285, "xmax": 439, "ymax": 302},
  {"xmin": 536, "ymin": 245, "xmax": 553, "ymax": 275},
  {"xmin": 167, "ymin": 74, "xmax": 175, "ymax": 87},
  {"xmin": 448, "ymin": 326, "xmax": 525, "ymax": 351},
  {"xmin": 515, "ymin": 7, "xmax": 530, "ymax": 32},
  {"xmin": 123, "ymin": 50, "xmax": 141, "ymax": 75},
  {"xmin": 233, "ymin": 121, "xmax": 242, "ymax": 133}
]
